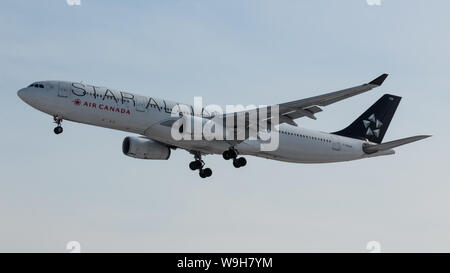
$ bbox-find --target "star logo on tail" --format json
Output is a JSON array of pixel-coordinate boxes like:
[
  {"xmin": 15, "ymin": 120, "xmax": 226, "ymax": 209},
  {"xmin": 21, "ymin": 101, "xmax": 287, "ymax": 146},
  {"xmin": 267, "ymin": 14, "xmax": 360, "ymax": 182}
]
[{"xmin": 363, "ymin": 114, "xmax": 383, "ymax": 138}]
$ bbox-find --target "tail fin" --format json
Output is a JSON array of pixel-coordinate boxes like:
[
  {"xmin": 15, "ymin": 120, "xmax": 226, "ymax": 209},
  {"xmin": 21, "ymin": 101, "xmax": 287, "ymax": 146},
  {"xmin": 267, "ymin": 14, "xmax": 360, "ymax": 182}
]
[{"xmin": 332, "ymin": 94, "xmax": 401, "ymax": 143}]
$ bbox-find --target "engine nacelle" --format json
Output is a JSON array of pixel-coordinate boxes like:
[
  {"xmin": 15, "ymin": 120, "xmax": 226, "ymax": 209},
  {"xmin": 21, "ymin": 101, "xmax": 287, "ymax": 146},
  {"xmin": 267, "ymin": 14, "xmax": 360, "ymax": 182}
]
[{"xmin": 122, "ymin": 136, "xmax": 171, "ymax": 160}]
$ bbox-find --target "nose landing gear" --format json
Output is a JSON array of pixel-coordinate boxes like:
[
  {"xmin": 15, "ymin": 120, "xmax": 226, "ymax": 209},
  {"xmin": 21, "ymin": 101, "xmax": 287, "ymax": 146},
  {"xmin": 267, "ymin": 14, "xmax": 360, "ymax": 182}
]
[
  {"xmin": 53, "ymin": 116, "xmax": 63, "ymax": 135},
  {"xmin": 189, "ymin": 152, "xmax": 212, "ymax": 178}
]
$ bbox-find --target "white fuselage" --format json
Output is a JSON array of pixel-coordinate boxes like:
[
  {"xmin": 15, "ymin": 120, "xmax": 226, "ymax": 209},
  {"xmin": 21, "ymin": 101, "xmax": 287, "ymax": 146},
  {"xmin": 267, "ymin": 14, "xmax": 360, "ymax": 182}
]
[{"xmin": 17, "ymin": 81, "xmax": 394, "ymax": 163}]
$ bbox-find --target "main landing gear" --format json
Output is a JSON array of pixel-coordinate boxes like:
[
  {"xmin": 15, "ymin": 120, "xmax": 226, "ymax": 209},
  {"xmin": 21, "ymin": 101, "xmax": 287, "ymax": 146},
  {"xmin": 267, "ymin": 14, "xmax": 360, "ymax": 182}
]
[
  {"xmin": 189, "ymin": 153, "xmax": 212, "ymax": 178},
  {"xmin": 222, "ymin": 148, "xmax": 247, "ymax": 168},
  {"xmin": 53, "ymin": 116, "xmax": 63, "ymax": 135}
]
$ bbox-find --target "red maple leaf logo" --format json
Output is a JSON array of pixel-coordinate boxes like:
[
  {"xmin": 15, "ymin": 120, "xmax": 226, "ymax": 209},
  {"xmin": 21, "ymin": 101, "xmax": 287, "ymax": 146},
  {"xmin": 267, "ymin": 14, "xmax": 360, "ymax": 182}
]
[{"xmin": 73, "ymin": 99, "xmax": 81, "ymax": 106}]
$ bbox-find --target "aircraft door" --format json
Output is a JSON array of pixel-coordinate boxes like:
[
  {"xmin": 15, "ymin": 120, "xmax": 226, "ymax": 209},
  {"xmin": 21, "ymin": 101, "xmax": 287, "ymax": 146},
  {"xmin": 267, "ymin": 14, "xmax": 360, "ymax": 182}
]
[
  {"xmin": 331, "ymin": 136, "xmax": 341, "ymax": 151},
  {"xmin": 58, "ymin": 82, "xmax": 69, "ymax": 97},
  {"xmin": 135, "ymin": 96, "xmax": 147, "ymax": 112}
]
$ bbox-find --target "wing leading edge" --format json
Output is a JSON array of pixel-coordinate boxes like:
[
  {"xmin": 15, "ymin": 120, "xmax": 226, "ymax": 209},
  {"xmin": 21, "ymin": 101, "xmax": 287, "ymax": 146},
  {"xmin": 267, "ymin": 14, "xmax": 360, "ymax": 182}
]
[{"xmin": 222, "ymin": 73, "xmax": 389, "ymax": 128}]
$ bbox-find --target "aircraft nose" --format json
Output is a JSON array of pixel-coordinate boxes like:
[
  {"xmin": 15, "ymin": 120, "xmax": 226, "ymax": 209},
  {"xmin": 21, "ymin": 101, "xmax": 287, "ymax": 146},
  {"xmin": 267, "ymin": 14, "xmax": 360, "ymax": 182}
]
[
  {"xmin": 17, "ymin": 88, "xmax": 31, "ymax": 103},
  {"xmin": 17, "ymin": 88, "xmax": 26, "ymax": 100}
]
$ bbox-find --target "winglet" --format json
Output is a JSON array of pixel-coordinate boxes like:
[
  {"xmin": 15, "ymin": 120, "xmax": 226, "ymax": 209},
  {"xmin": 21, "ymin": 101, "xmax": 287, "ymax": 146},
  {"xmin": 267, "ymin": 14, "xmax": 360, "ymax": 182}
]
[{"xmin": 369, "ymin": 74, "xmax": 389, "ymax": 86}]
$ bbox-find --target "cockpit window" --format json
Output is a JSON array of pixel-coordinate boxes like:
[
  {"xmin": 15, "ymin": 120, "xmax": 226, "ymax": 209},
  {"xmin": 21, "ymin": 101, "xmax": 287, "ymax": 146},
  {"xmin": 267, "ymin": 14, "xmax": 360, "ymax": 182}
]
[{"xmin": 28, "ymin": 83, "xmax": 44, "ymax": 88}]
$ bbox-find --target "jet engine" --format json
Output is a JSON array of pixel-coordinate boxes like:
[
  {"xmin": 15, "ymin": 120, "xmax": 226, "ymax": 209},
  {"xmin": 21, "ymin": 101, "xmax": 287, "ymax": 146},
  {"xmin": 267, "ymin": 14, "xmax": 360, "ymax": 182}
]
[{"xmin": 122, "ymin": 136, "xmax": 171, "ymax": 160}]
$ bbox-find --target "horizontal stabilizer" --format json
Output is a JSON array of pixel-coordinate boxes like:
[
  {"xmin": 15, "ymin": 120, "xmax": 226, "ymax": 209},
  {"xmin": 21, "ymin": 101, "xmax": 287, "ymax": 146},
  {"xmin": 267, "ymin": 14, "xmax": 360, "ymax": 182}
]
[{"xmin": 363, "ymin": 135, "xmax": 431, "ymax": 154}]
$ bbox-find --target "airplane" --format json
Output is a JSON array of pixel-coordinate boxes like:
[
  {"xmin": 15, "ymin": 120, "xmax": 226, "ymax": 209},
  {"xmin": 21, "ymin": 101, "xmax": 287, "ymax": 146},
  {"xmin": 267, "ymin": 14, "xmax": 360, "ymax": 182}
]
[{"xmin": 17, "ymin": 74, "xmax": 430, "ymax": 178}]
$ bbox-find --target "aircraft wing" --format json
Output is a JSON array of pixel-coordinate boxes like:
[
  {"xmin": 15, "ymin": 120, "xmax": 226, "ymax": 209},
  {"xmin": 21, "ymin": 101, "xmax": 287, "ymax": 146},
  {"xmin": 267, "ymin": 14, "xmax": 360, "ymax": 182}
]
[{"xmin": 221, "ymin": 74, "xmax": 389, "ymax": 128}]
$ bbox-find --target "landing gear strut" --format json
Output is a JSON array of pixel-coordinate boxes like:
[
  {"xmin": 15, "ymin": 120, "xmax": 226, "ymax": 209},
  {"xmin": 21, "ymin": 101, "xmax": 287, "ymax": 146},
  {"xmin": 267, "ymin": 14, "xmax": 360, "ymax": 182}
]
[
  {"xmin": 223, "ymin": 148, "xmax": 247, "ymax": 168},
  {"xmin": 189, "ymin": 152, "xmax": 212, "ymax": 178},
  {"xmin": 53, "ymin": 116, "xmax": 63, "ymax": 135}
]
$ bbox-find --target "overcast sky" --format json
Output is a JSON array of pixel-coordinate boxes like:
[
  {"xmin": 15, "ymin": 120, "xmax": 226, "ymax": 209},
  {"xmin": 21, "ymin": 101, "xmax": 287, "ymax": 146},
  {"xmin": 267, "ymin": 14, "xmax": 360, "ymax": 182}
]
[{"xmin": 0, "ymin": 0, "xmax": 449, "ymax": 252}]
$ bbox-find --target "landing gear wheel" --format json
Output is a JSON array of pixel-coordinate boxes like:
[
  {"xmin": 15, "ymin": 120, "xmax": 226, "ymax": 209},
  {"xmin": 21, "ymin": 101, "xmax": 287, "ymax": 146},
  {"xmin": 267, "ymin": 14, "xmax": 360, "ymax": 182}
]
[
  {"xmin": 54, "ymin": 126, "xmax": 63, "ymax": 135},
  {"xmin": 199, "ymin": 168, "xmax": 212, "ymax": 178},
  {"xmin": 222, "ymin": 150, "xmax": 231, "ymax": 160},
  {"xmin": 190, "ymin": 152, "xmax": 212, "ymax": 178},
  {"xmin": 222, "ymin": 149, "xmax": 237, "ymax": 160},
  {"xmin": 53, "ymin": 116, "xmax": 63, "ymax": 135},
  {"xmin": 233, "ymin": 157, "xmax": 247, "ymax": 168},
  {"xmin": 233, "ymin": 159, "xmax": 240, "ymax": 168},
  {"xmin": 189, "ymin": 160, "xmax": 203, "ymax": 171},
  {"xmin": 237, "ymin": 157, "xmax": 247, "ymax": 167},
  {"xmin": 203, "ymin": 168, "xmax": 212, "ymax": 177}
]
